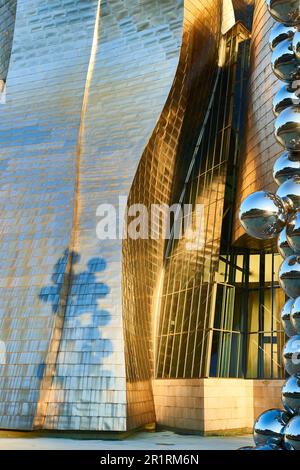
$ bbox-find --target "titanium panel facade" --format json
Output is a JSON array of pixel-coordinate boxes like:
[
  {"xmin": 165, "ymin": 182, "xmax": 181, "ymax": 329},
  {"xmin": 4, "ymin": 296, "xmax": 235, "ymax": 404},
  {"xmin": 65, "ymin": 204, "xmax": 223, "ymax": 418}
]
[
  {"xmin": 0, "ymin": 0, "xmax": 222, "ymax": 432},
  {"xmin": 233, "ymin": 0, "xmax": 282, "ymax": 246}
]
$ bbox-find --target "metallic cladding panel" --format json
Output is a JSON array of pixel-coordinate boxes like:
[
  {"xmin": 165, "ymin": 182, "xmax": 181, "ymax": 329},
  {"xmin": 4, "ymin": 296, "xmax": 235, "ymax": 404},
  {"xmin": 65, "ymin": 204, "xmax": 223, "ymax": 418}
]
[
  {"xmin": 0, "ymin": 0, "xmax": 100, "ymax": 430},
  {"xmin": 0, "ymin": 0, "xmax": 223, "ymax": 432},
  {"xmin": 233, "ymin": 0, "xmax": 282, "ymax": 247},
  {"xmin": 122, "ymin": 0, "xmax": 222, "ymax": 429},
  {"xmin": 37, "ymin": 0, "xmax": 186, "ymax": 432}
]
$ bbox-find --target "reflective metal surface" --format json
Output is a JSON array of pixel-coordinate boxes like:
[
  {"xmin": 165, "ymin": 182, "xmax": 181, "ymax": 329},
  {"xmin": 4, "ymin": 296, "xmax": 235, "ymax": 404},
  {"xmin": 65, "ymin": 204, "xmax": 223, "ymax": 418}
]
[
  {"xmin": 276, "ymin": 176, "xmax": 300, "ymax": 210},
  {"xmin": 281, "ymin": 298, "xmax": 296, "ymax": 337},
  {"xmin": 269, "ymin": 22, "xmax": 296, "ymax": 51},
  {"xmin": 287, "ymin": 211, "xmax": 300, "ymax": 252},
  {"xmin": 271, "ymin": 39, "xmax": 299, "ymax": 82},
  {"xmin": 293, "ymin": 30, "xmax": 300, "ymax": 60},
  {"xmin": 0, "ymin": 0, "xmax": 189, "ymax": 432},
  {"xmin": 267, "ymin": 0, "xmax": 300, "ymax": 25},
  {"xmin": 278, "ymin": 227, "xmax": 295, "ymax": 258},
  {"xmin": 283, "ymin": 335, "xmax": 300, "ymax": 376},
  {"xmin": 279, "ymin": 255, "xmax": 300, "ymax": 298},
  {"xmin": 273, "ymin": 85, "xmax": 300, "ymax": 116},
  {"xmin": 253, "ymin": 408, "xmax": 289, "ymax": 446},
  {"xmin": 282, "ymin": 374, "xmax": 300, "ymax": 415},
  {"xmin": 291, "ymin": 295, "xmax": 300, "ymax": 334},
  {"xmin": 233, "ymin": 0, "xmax": 284, "ymax": 245},
  {"xmin": 284, "ymin": 415, "xmax": 300, "ymax": 449},
  {"xmin": 239, "ymin": 191, "xmax": 286, "ymax": 239},
  {"xmin": 275, "ymin": 107, "xmax": 300, "ymax": 151},
  {"xmin": 273, "ymin": 151, "xmax": 300, "ymax": 185}
]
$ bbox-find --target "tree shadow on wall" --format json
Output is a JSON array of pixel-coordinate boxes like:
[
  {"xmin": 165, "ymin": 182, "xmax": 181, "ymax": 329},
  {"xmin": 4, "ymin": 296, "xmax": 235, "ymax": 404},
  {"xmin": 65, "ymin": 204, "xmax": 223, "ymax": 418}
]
[{"xmin": 36, "ymin": 249, "xmax": 114, "ymax": 425}]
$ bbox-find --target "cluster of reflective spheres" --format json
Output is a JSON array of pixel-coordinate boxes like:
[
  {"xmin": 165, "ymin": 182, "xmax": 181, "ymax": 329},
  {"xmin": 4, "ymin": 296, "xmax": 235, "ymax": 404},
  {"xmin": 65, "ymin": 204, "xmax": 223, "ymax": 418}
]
[{"xmin": 238, "ymin": 0, "xmax": 300, "ymax": 451}]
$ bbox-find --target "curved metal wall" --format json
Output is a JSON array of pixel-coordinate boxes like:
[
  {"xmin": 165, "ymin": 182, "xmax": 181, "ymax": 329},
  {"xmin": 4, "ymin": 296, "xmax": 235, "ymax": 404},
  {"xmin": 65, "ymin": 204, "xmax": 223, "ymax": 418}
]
[
  {"xmin": 0, "ymin": 0, "xmax": 100, "ymax": 431},
  {"xmin": 233, "ymin": 0, "xmax": 281, "ymax": 246},
  {"xmin": 0, "ymin": 0, "xmax": 223, "ymax": 432},
  {"xmin": 122, "ymin": 0, "xmax": 222, "ymax": 429}
]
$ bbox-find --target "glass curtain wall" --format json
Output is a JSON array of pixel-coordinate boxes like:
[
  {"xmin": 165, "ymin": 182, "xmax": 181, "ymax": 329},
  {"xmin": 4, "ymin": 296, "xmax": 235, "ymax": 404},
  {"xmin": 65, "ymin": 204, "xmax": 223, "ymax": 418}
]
[{"xmin": 155, "ymin": 22, "xmax": 252, "ymax": 379}]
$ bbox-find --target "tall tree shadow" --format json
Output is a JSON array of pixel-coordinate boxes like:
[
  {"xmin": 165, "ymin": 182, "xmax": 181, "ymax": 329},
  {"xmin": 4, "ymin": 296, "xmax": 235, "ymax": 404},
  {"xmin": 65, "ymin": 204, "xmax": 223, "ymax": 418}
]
[{"xmin": 36, "ymin": 249, "xmax": 114, "ymax": 426}]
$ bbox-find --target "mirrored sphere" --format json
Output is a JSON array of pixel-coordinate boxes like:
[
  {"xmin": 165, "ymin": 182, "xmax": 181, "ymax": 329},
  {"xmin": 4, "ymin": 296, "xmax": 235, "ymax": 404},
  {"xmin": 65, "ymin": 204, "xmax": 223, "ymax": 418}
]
[
  {"xmin": 278, "ymin": 227, "xmax": 295, "ymax": 258},
  {"xmin": 281, "ymin": 298, "xmax": 296, "ymax": 337},
  {"xmin": 273, "ymin": 151, "xmax": 300, "ymax": 185},
  {"xmin": 239, "ymin": 191, "xmax": 286, "ymax": 239},
  {"xmin": 276, "ymin": 176, "xmax": 300, "ymax": 210},
  {"xmin": 282, "ymin": 374, "xmax": 300, "ymax": 415},
  {"xmin": 273, "ymin": 85, "xmax": 300, "ymax": 116},
  {"xmin": 269, "ymin": 23, "xmax": 296, "ymax": 51},
  {"xmin": 284, "ymin": 415, "xmax": 300, "ymax": 450},
  {"xmin": 287, "ymin": 210, "xmax": 300, "ymax": 252},
  {"xmin": 271, "ymin": 39, "xmax": 299, "ymax": 82},
  {"xmin": 293, "ymin": 30, "xmax": 300, "ymax": 60},
  {"xmin": 253, "ymin": 409, "xmax": 289, "ymax": 446},
  {"xmin": 291, "ymin": 295, "xmax": 300, "ymax": 334},
  {"xmin": 275, "ymin": 106, "xmax": 300, "ymax": 151},
  {"xmin": 279, "ymin": 255, "xmax": 300, "ymax": 298},
  {"xmin": 267, "ymin": 0, "xmax": 300, "ymax": 25},
  {"xmin": 283, "ymin": 335, "xmax": 300, "ymax": 375}
]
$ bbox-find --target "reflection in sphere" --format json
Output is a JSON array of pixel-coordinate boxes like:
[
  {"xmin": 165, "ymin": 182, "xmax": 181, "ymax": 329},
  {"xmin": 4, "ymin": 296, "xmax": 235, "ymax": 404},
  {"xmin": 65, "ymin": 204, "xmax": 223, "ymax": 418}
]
[
  {"xmin": 269, "ymin": 22, "xmax": 296, "ymax": 51},
  {"xmin": 291, "ymin": 295, "xmax": 300, "ymax": 334},
  {"xmin": 273, "ymin": 151, "xmax": 300, "ymax": 185},
  {"xmin": 267, "ymin": 0, "xmax": 300, "ymax": 25},
  {"xmin": 278, "ymin": 226, "xmax": 295, "ymax": 258},
  {"xmin": 273, "ymin": 85, "xmax": 300, "ymax": 116},
  {"xmin": 279, "ymin": 255, "xmax": 300, "ymax": 298},
  {"xmin": 281, "ymin": 297, "xmax": 296, "ymax": 337},
  {"xmin": 271, "ymin": 39, "xmax": 299, "ymax": 82},
  {"xmin": 283, "ymin": 335, "xmax": 300, "ymax": 376},
  {"xmin": 276, "ymin": 176, "xmax": 300, "ymax": 211},
  {"xmin": 239, "ymin": 191, "xmax": 286, "ymax": 239},
  {"xmin": 275, "ymin": 107, "xmax": 300, "ymax": 151},
  {"xmin": 253, "ymin": 409, "xmax": 289, "ymax": 446},
  {"xmin": 284, "ymin": 415, "xmax": 300, "ymax": 450},
  {"xmin": 282, "ymin": 374, "xmax": 300, "ymax": 415},
  {"xmin": 287, "ymin": 210, "xmax": 300, "ymax": 252},
  {"xmin": 293, "ymin": 30, "xmax": 300, "ymax": 60}
]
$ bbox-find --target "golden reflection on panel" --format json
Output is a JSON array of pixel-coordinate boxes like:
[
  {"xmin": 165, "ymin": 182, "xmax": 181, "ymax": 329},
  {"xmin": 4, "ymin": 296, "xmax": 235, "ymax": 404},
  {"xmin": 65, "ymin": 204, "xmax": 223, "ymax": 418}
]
[
  {"xmin": 122, "ymin": 0, "xmax": 223, "ymax": 428},
  {"xmin": 233, "ymin": 0, "xmax": 282, "ymax": 247}
]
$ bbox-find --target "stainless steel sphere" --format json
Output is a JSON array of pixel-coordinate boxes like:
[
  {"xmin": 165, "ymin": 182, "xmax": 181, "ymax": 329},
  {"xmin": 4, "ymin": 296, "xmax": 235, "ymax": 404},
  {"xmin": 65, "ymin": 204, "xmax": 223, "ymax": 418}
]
[
  {"xmin": 269, "ymin": 23, "xmax": 296, "ymax": 51},
  {"xmin": 267, "ymin": 0, "xmax": 300, "ymax": 25},
  {"xmin": 287, "ymin": 210, "xmax": 300, "ymax": 252},
  {"xmin": 291, "ymin": 295, "xmax": 300, "ymax": 334},
  {"xmin": 278, "ymin": 227, "xmax": 295, "ymax": 258},
  {"xmin": 239, "ymin": 191, "xmax": 286, "ymax": 239},
  {"xmin": 273, "ymin": 85, "xmax": 300, "ymax": 116},
  {"xmin": 284, "ymin": 415, "xmax": 300, "ymax": 450},
  {"xmin": 275, "ymin": 107, "xmax": 300, "ymax": 151},
  {"xmin": 276, "ymin": 176, "xmax": 300, "ymax": 210},
  {"xmin": 282, "ymin": 374, "xmax": 300, "ymax": 415},
  {"xmin": 283, "ymin": 335, "xmax": 300, "ymax": 376},
  {"xmin": 281, "ymin": 298, "xmax": 297, "ymax": 337},
  {"xmin": 293, "ymin": 30, "xmax": 300, "ymax": 60},
  {"xmin": 279, "ymin": 255, "xmax": 300, "ymax": 298},
  {"xmin": 273, "ymin": 151, "xmax": 300, "ymax": 185},
  {"xmin": 271, "ymin": 40, "xmax": 299, "ymax": 83},
  {"xmin": 253, "ymin": 409, "xmax": 289, "ymax": 446}
]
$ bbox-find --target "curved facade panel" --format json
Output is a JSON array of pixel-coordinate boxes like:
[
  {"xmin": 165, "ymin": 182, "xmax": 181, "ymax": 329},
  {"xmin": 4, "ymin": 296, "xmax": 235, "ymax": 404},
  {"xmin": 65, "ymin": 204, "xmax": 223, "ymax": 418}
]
[
  {"xmin": 233, "ymin": 0, "xmax": 282, "ymax": 246},
  {"xmin": 122, "ymin": 0, "xmax": 222, "ymax": 428},
  {"xmin": 38, "ymin": 0, "xmax": 186, "ymax": 432},
  {"xmin": 0, "ymin": 0, "xmax": 100, "ymax": 431}
]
